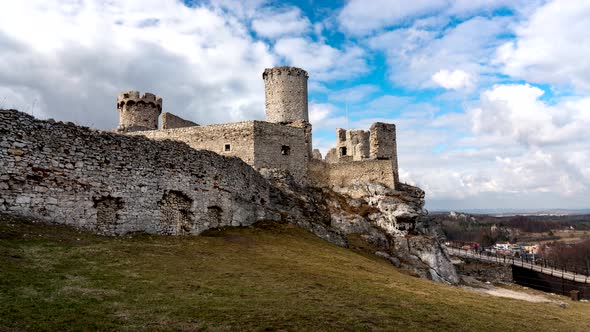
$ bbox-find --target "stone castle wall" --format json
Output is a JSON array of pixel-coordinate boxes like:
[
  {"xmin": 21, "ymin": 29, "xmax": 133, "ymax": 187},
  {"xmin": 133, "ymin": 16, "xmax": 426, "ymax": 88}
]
[
  {"xmin": 325, "ymin": 123, "xmax": 399, "ymax": 185},
  {"xmin": 161, "ymin": 112, "xmax": 199, "ymax": 129},
  {"xmin": 0, "ymin": 110, "xmax": 272, "ymax": 235},
  {"xmin": 370, "ymin": 122, "xmax": 399, "ymax": 183},
  {"xmin": 253, "ymin": 121, "xmax": 308, "ymax": 182},
  {"xmin": 308, "ymin": 159, "xmax": 396, "ymax": 189},
  {"xmin": 336, "ymin": 128, "xmax": 370, "ymax": 161},
  {"xmin": 128, "ymin": 121, "xmax": 308, "ymax": 183},
  {"xmin": 263, "ymin": 67, "xmax": 308, "ymax": 123},
  {"xmin": 117, "ymin": 91, "xmax": 162, "ymax": 131},
  {"xmin": 128, "ymin": 122, "xmax": 257, "ymax": 165}
]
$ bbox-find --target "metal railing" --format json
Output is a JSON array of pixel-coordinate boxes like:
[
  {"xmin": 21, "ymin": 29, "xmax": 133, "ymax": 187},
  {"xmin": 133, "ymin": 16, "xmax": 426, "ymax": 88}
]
[{"xmin": 446, "ymin": 246, "xmax": 590, "ymax": 284}]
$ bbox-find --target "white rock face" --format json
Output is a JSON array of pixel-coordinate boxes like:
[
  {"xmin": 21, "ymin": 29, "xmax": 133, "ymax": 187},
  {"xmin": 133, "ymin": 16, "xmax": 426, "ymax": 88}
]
[{"xmin": 327, "ymin": 181, "xmax": 459, "ymax": 284}]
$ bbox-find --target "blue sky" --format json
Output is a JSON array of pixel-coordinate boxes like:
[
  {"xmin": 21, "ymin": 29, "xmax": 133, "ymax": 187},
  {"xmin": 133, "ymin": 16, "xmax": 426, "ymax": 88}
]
[{"xmin": 1, "ymin": 0, "xmax": 590, "ymax": 210}]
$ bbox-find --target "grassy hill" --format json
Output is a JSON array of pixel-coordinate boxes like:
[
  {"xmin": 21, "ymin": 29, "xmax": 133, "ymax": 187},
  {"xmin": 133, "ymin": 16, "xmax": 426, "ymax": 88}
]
[{"xmin": 1, "ymin": 215, "xmax": 589, "ymax": 331}]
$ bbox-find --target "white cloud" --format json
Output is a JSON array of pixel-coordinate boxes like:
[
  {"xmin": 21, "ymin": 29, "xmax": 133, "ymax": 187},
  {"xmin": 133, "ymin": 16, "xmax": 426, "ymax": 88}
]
[
  {"xmin": 432, "ymin": 69, "xmax": 475, "ymax": 91},
  {"xmin": 338, "ymin": 0, "xmax": 535, "ymax": 36},
  {"xmin": 495, "ymin": 0, "xmax": 590, "ymax": 92},
  {"xmin": 0, "ymin": 0, "xmax": 276, "ymax": 128},
  {"xmin": 309, "ymin": 102, "xmax": 346, "ymax": 131},
  {"xmin": 469, "ymin": 84, "xmax": 590, "ymax": 146},
  {"xmin": 328, "ymin": 85, "xmax": 380, "ymax": 103},
  {"xmin": 338, "ymin": 0, "xmax": 446, "ymax": 36},
  {"xmin": 369, "ymin": 16, "xmax": 508, "ymax": 89},
  {"xmin": 251, "ymin": 8, "xmax": 310, "ymax": 39},
  {"xmin": 273, "ymin": 37, "xmax": 369, "ymax": 81}
]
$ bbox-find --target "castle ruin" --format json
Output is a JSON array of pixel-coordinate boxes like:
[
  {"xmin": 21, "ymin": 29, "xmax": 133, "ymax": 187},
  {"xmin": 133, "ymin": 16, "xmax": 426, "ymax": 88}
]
[
  {"xmin": 117, "ymin": 66, "xmax": 399, "ymax": 189},
  {"xmin": 0, "ymin": 66, "xmax": 461, "ymax": 284}
]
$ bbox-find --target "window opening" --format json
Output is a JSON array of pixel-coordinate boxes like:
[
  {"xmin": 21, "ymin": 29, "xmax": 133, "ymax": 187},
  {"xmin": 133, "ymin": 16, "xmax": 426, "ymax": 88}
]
[{"xmin": 281, "ymin": 145, "xmax": 290, "ymax": 156}]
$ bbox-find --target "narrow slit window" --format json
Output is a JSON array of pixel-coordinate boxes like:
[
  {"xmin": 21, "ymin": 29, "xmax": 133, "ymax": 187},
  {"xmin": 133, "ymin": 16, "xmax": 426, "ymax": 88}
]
[
  {"xmin": 281, "ymin": 145, "xmax": 290, "ymax": 156},
  {"xmin": 224, "ymin": 144, "xmax": 231, "ymax": 152}
]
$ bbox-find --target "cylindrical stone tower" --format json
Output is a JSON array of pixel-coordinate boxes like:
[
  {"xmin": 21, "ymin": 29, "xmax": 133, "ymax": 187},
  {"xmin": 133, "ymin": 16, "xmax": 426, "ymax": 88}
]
[
  {"xmin": 117, "ymin": 91, "xmax": 162, "ymax": 132},
  {"xmin": 262, "ymin": 66, "xmax": 308, "ymax": 123}
]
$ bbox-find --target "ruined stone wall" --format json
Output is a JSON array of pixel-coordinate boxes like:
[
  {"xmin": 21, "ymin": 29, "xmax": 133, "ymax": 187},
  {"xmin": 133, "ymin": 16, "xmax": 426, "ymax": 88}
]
[
  {"xmin": 161, "ymin": 112, "xmax": 199, "ymax": 129},
  {"xmin": 129, "ymin": 121, "xmax": 308, "ymax": 184},
  {"xmin": 117, "ymin": 91, "xmax": 162, "ymax": 132},
  {"xmin": 335, "ymin": 128, "xmax": 370, "ymax": 162},
  {"xmin": 370, "ymin": 122, "xmax": 399, "ymax": 183},
  {"xmin": 308, "ymin": 159, "xmax": 396, "ymax": 189},
  {"xmin": 287, "ymin": 120, "xmax": 312, "ymax": 159},
  {"xmin": 325, "ymin": 148, "xmax": 338, "ymax": 163},
  {"xmin": 252, "ymin": 121, "xmax": 308, "ymax": 183},
  {"xmin": 0, "ymin": 110, "xmax": 272, "ymax": 235},
  {"xmin": 128, "ymin": 122, "xmax": 256, "ymax": 165},
  {"xmin": 263, "ymin": 67, "xmax": 308, "ymax": 123}
]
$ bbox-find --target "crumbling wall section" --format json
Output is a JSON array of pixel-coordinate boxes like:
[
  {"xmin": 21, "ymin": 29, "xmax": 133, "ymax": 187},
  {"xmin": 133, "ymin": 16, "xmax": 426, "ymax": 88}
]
[
  {"xmin": 161, "ymin": 112, "xmax": 199, "ymax": 129},
  {"xmin": 253, "ymin": 121, "xmax": 308, "ymax": 183},
  {"xmin": 335, "ymin": 128, "xmax": 370, "ymax": 161},
  {"xmin": 0, "ymin": 110, "xmax": 271, "ymax": 235},
  {"xmin": 370, "ymin": 122, "xmax": 399, "ymax": 183},
  {"xmin": 308, "ymin": 159, "xmax": 396, "ymax": 189},
  {"xmin": 128, "ymin": 122, "xmax": 256, "ymax": 165}
]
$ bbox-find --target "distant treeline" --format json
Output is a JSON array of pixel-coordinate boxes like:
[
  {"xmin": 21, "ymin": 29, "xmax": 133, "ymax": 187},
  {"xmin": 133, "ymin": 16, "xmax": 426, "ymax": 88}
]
[{"xmin": 435, "ymin": 214, "xmax": 590, "ymax": 247}]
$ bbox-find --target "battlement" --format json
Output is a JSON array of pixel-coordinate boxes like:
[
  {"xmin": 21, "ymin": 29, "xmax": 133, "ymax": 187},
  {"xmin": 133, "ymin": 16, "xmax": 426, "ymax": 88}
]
[
  {"xmin": 117, "ymin": 90, "xmax": 162, "ymax": 132},
  {"xmin": 262, "ymin": 66, "xmax": 309, "ymax": 79},
  {"xmin": 117, "ymin": 91, "xmax": 162, "ymax": 111}
]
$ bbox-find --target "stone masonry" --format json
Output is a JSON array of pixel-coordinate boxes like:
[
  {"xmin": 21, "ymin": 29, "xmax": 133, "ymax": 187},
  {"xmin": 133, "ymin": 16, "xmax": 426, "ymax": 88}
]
[
  {"xmin": 321, "ymin": 122, "xmax": 400, "ymax": 189},
  {"xmin": 113, "ymin": 67, "xmax": 397, "ymax": 189},
  {"xmin": 129, "ymin": 120, "xmax": 308, "ymax": 183},
  {"xmin": 161, "ymin": 112, "xmax": 199, "ymax": 129},
  {"xmin": 263, "ymin": 66, "xmax": 308, "ymax": 123},
  {"xmin": 0, "ymin": 110, "xmax": 272, "ymax": 235},
  {"xmin": 336, "ymin": 128, "xmax": 370, "ymax": 161},
  {"xmin": 117, "ymin": 91, "xmax": 162, "ymax": 132}
]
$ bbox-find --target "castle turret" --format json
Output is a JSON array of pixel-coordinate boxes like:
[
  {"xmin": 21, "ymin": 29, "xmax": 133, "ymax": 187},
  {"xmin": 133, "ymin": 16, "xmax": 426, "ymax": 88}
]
[
  {"xmin": 263, "ymin": 66, "xmax": 308, "ymax": 123},
  {"xmin": 117, "ymin": 91, "xmax": 162, "ymax": 132},
  {"xmin": 262, "ymin": 66, "xmax": 312, "ymax": 158}
]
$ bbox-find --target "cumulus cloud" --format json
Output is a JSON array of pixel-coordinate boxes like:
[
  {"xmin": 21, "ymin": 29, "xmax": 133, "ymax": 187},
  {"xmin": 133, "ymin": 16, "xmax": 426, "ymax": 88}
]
[
  {"xmin": 431, "ymin": 69, "xmax": 475, "ymax": 91},
  {"xmin": 469, "ymin": 84, "xmax": 590, "ymax": 146},
  {"xmin": 273, "ymin": 37, "xmax": 369, "ymax": 81},
  {"xmin": 369, "ymin": 16, "xmax": 508, "ymax": 89},
  {"xmin": 0, "ymin": 0, "xmax": 275, "ymax": 128},
  {"xmin": 338, "ymin": 0, "xmax": 446, "ymax": 36},
  {"xmin": 328, "ymin": 85, "xmax": 380, "ymax": 103},
  {"xmin": 251, "ymin": 8, "xmax": 310, "ymax": 38},
  {"xmin": 495, "ymin": 0, "xmax": 590, "ymax": 92},
  {"xmin": 338, "ymin": 0, "xmax": 534, "ymax": 36}
]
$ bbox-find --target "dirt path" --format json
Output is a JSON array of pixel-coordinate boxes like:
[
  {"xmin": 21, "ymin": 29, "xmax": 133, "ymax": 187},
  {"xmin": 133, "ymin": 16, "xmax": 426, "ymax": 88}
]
[{"xmin": 463, "ymin": 285, "xmax": 565, "ymax": 304}]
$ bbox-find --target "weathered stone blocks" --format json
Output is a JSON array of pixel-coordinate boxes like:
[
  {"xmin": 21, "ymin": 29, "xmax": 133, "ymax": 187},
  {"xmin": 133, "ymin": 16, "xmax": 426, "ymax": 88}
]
[
  {"xmin": 117, "ymin": 91, "xmax": 162, "ymax": 132},
  {"xmin": 263, "ymin": 66, "xmax": 309, "ymax": 123},
  {"xmin": 0, "ymin": 110, "xmax": 271, "ymax": 236}
]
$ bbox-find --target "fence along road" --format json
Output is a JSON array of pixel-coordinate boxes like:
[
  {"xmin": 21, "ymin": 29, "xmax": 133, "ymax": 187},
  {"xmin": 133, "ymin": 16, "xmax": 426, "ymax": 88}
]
[{"xmin": 446, "ymin": 247, "xmax": 590, "ymax": 284}]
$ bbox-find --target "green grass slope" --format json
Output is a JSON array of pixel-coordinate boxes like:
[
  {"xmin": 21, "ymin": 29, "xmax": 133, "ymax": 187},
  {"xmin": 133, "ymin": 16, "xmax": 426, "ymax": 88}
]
[{"xmin": 1, "ymin": 215, "xmax": 589, "ymax": 331}]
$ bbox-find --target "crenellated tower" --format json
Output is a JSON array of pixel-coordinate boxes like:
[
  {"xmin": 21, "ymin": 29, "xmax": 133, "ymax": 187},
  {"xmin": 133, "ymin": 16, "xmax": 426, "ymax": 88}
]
[{"xmin": 117, "ymin": 91, "xmax": 162, "ymax": 132}]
